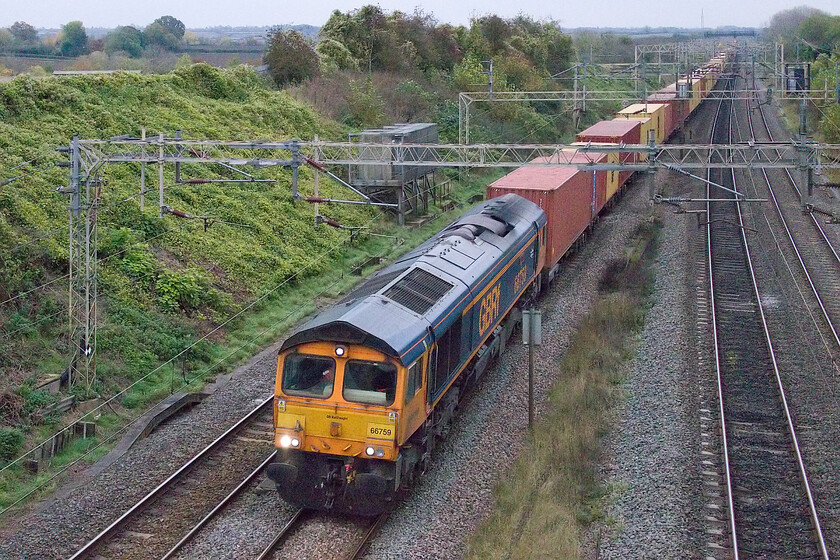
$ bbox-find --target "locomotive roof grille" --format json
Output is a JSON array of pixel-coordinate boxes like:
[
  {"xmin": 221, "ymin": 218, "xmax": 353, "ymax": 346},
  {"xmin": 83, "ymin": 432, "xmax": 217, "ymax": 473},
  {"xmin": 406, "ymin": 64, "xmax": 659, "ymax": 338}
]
[
  {"xmin": 383, "ymin": 268, "xmax": 454, "ymax": 315},
  {"xmin": 338, "ymin": 268, "xmax": 406, "ymax": 305}
]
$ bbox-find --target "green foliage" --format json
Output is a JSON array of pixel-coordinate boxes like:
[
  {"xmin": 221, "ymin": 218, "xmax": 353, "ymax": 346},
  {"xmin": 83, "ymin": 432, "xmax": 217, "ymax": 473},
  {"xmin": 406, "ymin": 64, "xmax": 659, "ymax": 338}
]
[
  {"xmin": 343, "ymin": 78, "xmax": 385, "ymax": 127},
  {"xmin": 0, "ymin": 29, "xmax": 12, "ymax": 50},
  {"xmin": 104, "ymin": 26, "xmax": 144, "ymax": 58},
  {"xmin": 805, "ymin": 53, "xmax": 840, "ymax": 141},
  {"xmin": 144, "ymin": 22, "xmax": 180, "ymax": 51},
  {"xmin": 0, "ymin": 65, "xmax": 357, "ymax": 407},
  {"xmin": 766, "ymin": 6, "xmax": 825, "ymax": 44},
  {"xmin": 156, "ymin": 268, "xmax": 215, "ymax": 312},
  {"xmin": 263, "ymin": 28, "xmax": 320, "ymax": 87},
  {"xmin": 317, "ymin": 38, "xmax": 360, "ymax": 71},
  {"xmin": 57, "ymin": 21, "xmax": 88, "ymax": 58},
  {"xmin": 494, "ymin": 54, "xmax": 545, "ymax": 91},
  {"xmin": 475, "ymin": 15, "xmax": 512, "ymax": 56},
  {"xmin": 18, "ymin": 384, "xmax": 59, "ymax": 419},
  {"xmin": 0, "ymin": 428, "xmax": 24, "ymax": 462},
  {"xmin": 452, "ymin": 56, "xmax": 484, "ymax": 91},
  {"xmin": 392, "ymin": 80, "xmax": 433, "ymax": 121},
  {"xmin": 153, "ymin": 16, "xmax": 186, "ymax": 41},
  {"xmin": 798, "ymin": 13, "xmax": 840, "ymax": 53},
  {"xmin": 321, "ymin": 6, "xmax": 462, "ymax": 73}
]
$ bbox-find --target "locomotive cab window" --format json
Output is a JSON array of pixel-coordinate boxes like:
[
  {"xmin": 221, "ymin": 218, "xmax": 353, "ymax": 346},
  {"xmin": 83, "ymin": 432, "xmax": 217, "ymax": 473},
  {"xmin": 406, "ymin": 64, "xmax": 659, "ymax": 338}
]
[
  {"xmin": 405, "ymin": 359, "xmax": 422, "ymax": 401},
  {"xmin": 343, "ymin": 360, "xmax": 397, "ymax": 406},
  {"xmin": 282, "ymin": 354, "xmax": 336, "ymax": 398}
]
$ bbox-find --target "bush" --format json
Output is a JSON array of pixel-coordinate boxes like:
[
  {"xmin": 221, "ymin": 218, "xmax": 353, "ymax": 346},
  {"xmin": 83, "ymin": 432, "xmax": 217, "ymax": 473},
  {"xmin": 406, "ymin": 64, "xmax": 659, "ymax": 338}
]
[
  {"xmin": 316, "ymin": 39, "xmax": 359, "ymax": 71},
  {"xmin": 156, "ymin": 268, "xmax": 218, "ymax": 313},
  {"xmin": 104, "ymin": 26, "xmax": 144, "ymax": 58},
  {"xmin": 173, "ymin": 63, "xmax": 248, "ymax": 101},
  {"xmin": 0, "ymin": 428, "xmax": 24, "ymax": 462},
  {"xmin": 343, "ymin": 79, "xmax": 384, "ymax": 127}
]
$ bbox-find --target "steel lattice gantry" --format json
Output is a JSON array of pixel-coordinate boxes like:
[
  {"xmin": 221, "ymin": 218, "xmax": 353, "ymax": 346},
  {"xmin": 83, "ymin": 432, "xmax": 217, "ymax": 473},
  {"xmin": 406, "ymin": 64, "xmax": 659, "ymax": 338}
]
[
  {"xmin": 72, "ymin": 137, "xmax": 840, "ymax": 171},
  {"xmin": 61, "ymin": 135, "xmax": 840, "ymax": 390}
]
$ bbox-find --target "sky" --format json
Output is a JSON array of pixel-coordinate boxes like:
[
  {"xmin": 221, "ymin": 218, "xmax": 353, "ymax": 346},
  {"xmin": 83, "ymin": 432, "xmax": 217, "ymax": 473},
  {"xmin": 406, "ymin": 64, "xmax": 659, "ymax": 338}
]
[{"xmin": 1, "ymin": 0, "xmax": 838, "ymax": 30}]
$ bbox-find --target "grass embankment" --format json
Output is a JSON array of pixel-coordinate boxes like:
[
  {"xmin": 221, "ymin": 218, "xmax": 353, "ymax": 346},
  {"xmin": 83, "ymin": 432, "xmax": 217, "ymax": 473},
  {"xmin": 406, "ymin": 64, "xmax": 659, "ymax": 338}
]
[
  {"xmin": 0, "ymin": 65, "xmax": 499, "ymax": 510},
  {"xmin": 466, "ymin": 218, "xmax": 662, "ymax": 559},
  {"xmin": 0, "ymin": 159, "xmax": 494, "ymax": 512},
  {"xmin": 0, "ymin": 169, "xmax": 495, "ymax": 512}
]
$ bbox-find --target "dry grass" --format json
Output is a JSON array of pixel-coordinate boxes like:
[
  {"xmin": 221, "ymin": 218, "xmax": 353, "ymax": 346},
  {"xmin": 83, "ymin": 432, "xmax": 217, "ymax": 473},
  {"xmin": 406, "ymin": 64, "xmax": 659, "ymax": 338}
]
[{"xmin": 466, "ymin": 219, "xmax": 661, "ymax": 560}]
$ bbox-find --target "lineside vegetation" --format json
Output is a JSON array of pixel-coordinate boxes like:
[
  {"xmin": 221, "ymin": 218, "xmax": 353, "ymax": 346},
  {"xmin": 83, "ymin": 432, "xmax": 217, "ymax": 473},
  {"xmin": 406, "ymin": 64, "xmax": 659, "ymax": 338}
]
[{"xmin": 467, "ymin": 218, "xmax": 662, "ymax": 559}]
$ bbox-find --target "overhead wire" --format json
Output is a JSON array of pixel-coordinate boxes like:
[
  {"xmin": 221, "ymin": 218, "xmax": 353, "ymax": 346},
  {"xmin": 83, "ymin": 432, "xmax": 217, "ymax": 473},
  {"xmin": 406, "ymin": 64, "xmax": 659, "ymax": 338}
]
[
  {"xmin": 0, "ymin": 228, "xmax": 173, "ymax": 309},
  {"xmin": 0, "ymin": 228, "xmax": 409, "ymax": 517},
  {"xmin": 0, "ymin": 192, "xmax": 394, "ymax": 475},
  {"xmin": 0, "ymin": 143, "xmax": 451, "ymax": 482}
]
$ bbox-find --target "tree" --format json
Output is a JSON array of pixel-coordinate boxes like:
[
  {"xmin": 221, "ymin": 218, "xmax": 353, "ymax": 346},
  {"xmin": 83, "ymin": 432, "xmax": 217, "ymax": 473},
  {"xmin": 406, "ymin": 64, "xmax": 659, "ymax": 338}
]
[
  {"xmin": 144, "ymin": 22, "xmax": 180, "ymax": 50},
  {"xmin": 263, "ymin": 28, "xmax": 320, "ymax": 87},
  {"xmin": 478, "ymin": 15, "xmax": 512, "ymax": 55},
  {"xmin": 798, "ymin": 13, "xmax": 840, "ymax": 53},
  {"xmin": 0, "ymin": 29, "xmax": 13, "ymax": 49},
  {"xmin": 153, "ymin": 16, "xmax": 185, "ymax": 41},
  {"xmin": 765, "ymin": 6, "xmax": 824, "ymax": 43},
  {"xmin": 57, "ymin": 21, "xmax": 88, "ymax": 57},
  {"xmin": 9, "ymin": 21, "xmax": 37, "ymax": 46},
  {"xmin": 104, "ymin": 26, "xmax": 144, "ymax": 57}
]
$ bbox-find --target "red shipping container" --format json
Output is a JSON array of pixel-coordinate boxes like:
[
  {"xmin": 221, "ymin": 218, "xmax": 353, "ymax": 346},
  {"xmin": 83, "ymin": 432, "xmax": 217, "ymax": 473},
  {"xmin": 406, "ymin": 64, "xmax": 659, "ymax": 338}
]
[
  {"xmin": 575, "ymin": 120, "xmax": 641, "ymax": 189},
  {"xmin": 487, "ymin": 152, "xmax": 604, "ymax": 270}
]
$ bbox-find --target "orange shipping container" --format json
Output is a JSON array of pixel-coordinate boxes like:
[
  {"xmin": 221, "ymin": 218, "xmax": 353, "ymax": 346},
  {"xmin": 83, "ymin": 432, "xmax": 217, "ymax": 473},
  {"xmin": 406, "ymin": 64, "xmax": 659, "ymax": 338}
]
[{"xmin": 487, "ymin": 153, "xmax": 605, "ymax": 270}]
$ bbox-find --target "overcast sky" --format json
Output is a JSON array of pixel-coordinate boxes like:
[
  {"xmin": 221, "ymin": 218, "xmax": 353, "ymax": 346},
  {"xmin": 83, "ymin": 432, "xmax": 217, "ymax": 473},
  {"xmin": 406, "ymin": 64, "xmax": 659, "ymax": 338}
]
[{"xmin": 1, "ymin": 0, "xmax": 838, "ymax": 30}]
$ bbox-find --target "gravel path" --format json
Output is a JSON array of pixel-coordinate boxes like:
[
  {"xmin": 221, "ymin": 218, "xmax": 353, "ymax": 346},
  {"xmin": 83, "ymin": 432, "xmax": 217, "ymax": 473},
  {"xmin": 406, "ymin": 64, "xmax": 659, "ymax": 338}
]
[
  {"xmin": 172, "ymin": 481, "xmax": 294, "ymax": 559},
  {"xmin": 585, "ymin": 97, "xmax": 723, "ymax": 560}
]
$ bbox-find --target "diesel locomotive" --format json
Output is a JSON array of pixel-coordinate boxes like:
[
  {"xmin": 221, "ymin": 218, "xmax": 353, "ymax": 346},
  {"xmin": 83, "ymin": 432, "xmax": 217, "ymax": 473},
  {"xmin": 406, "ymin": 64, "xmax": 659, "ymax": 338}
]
[{"xmin": 267, "ymin": 194, "xmax": 546, "ymax": 515}]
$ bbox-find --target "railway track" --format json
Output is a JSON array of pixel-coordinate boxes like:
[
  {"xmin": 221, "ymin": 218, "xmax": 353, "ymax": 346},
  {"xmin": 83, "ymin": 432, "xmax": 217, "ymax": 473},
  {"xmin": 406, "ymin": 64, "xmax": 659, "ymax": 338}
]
[
  {"xmin": 707, "ymin": 70, "xmax": 828, "ymax": 558},
  {"xmin": 745, "ymin": 86, "xmax": 840, "ymax": 353},
  {"xmin": 67, "ymin": 397, "xmax": 275, "ymax": 560},
  {"xmin": 256, "ymin": 508, "xmax": 389, "ymax": 560}
]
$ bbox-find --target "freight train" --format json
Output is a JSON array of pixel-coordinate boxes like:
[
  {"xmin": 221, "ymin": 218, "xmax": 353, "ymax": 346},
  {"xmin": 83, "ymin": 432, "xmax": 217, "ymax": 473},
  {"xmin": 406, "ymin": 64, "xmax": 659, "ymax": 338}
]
[{"xmin": 267, "ymin": 50, "xmax": 729, "ymax": 515}]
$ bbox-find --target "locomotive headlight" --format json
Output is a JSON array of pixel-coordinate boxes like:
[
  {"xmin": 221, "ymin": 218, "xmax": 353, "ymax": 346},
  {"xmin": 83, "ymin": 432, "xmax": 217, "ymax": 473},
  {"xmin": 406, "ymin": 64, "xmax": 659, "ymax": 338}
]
[
  {"xmin": 290, "ymin": 437, "xmax": 300, "ymax": 448},
  {"xmin": 335, "ymin": 345, "xmax": 346, "ymax": 357},
  {"xmin": 280, "ymin": 435, "xmax": 292, "ymax": 448},
  {"xmin": 374, "ymin": 448, "xmax": 385, "ymax": 457},
  {"xmin": 365, "ymin": 446, "xmax": 375, "ymax": 456}
]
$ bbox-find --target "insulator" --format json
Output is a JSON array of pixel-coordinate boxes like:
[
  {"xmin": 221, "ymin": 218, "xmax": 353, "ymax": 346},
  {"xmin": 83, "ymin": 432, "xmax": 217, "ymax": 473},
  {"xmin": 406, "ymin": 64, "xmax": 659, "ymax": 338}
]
[{"xmin": 304, "ymin": 156, "xmax": 326, "ymax": 171}]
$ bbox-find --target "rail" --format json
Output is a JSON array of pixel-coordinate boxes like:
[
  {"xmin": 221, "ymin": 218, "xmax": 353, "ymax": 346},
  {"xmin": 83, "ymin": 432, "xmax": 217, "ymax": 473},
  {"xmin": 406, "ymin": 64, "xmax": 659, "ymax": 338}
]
[
  {"xmin": 708, "ymin": 69, "xmax": 828, "ymax": 559},
  {"xmin": 67, "ymin": 396, "xmax": 274, "ymax": 560},
  {"xmin": 161, "ymin": 451, "xmax": 277, "ymax": 559}
]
